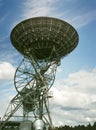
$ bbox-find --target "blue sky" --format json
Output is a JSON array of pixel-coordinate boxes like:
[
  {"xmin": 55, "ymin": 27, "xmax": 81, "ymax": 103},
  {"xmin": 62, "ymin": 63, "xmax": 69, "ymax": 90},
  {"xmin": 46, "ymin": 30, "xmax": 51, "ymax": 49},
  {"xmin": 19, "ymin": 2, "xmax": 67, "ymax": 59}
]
[{"xmin": 0, "ymin": 0, "xmax": 96, "ymax": 126}]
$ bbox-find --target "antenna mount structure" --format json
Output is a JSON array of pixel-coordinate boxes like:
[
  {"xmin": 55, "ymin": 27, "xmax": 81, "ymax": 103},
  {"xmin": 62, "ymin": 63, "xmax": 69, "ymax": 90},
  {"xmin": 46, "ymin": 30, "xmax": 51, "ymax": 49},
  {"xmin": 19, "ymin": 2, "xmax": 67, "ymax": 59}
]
[{"xmin": 0, "ymin": 17, "xmax": 79, "ymax": 130}]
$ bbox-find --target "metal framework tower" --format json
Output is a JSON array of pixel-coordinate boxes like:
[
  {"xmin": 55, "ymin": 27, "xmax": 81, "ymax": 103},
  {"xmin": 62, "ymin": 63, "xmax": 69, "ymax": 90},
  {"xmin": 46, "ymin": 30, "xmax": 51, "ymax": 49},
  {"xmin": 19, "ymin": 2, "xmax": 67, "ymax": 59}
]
[{"xmin": 0, "ymin": 17, "xmax": 79, "ymax": 130}]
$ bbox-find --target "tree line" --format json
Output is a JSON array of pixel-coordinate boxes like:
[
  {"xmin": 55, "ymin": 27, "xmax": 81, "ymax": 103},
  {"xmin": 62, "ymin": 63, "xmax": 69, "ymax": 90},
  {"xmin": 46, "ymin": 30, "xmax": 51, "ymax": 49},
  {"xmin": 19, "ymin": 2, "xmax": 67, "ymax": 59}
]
[{"xmin": 52, "ymin": 122, "xmax": 96, "ymax": 130}]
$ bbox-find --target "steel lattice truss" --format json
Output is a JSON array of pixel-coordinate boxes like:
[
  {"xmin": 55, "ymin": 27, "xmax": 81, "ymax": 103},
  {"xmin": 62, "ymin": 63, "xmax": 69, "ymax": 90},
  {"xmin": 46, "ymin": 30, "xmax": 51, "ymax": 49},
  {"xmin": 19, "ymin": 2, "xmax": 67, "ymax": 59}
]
[
  {"xmin": 0, "ymin": 17, "xmax": 79, "ymax": 130},
  {"xmin": 0, "ymin": 52, "xmax": 58, "ymax": 129}
]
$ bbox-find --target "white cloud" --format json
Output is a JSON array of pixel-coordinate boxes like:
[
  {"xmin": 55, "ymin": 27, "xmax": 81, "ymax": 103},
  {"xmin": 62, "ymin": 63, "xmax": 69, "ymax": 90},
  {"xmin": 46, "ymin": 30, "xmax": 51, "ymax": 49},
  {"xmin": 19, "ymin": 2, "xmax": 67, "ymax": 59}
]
[
  {"xmin": 0, "ymin": 66, "xmax": 96, "ymax": 126},
  {"xmin": 20, "ymin": 0, "xmax": 96, "ymax": 29},
  {"xmin": 50, "ymin": 68, "xmax": 96, "ymax": 126},
  {"xmin": 21, "ymin": 0, "xmax": 59, "ymax": 19},
  {"xmin": 0, "ymin": 61, "xmax": 15, "ymax": 80},
  {"xmin": 67, "ymin": 9, "xmax": 96, "ymax": 28},
  {"xmin": 0, "ymin": 84, "xmax": 16, "ymax": 117}
]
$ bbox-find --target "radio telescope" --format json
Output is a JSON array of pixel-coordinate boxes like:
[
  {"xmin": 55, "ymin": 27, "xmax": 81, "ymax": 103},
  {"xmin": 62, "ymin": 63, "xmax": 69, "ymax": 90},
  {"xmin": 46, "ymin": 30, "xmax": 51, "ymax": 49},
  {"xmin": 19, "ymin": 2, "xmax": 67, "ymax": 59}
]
[{"xmin": 0, "ymin": 17, "xmax": 79, "ymax": 130}]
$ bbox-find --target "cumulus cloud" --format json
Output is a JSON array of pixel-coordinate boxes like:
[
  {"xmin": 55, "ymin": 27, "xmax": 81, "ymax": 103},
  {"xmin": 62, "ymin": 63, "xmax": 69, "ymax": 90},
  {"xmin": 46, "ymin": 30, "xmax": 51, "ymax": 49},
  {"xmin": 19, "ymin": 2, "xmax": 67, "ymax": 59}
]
[
  {"xmin": 0, "ymin": 65, "xmax": 96, "ymax": 126},
  {"xmin": 50, "ymin": 68, "xmax": 96, "ymax": 126},
  {"xmin": 0, "ymin": 61, "xmax": 15, "ymax": 80}
]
